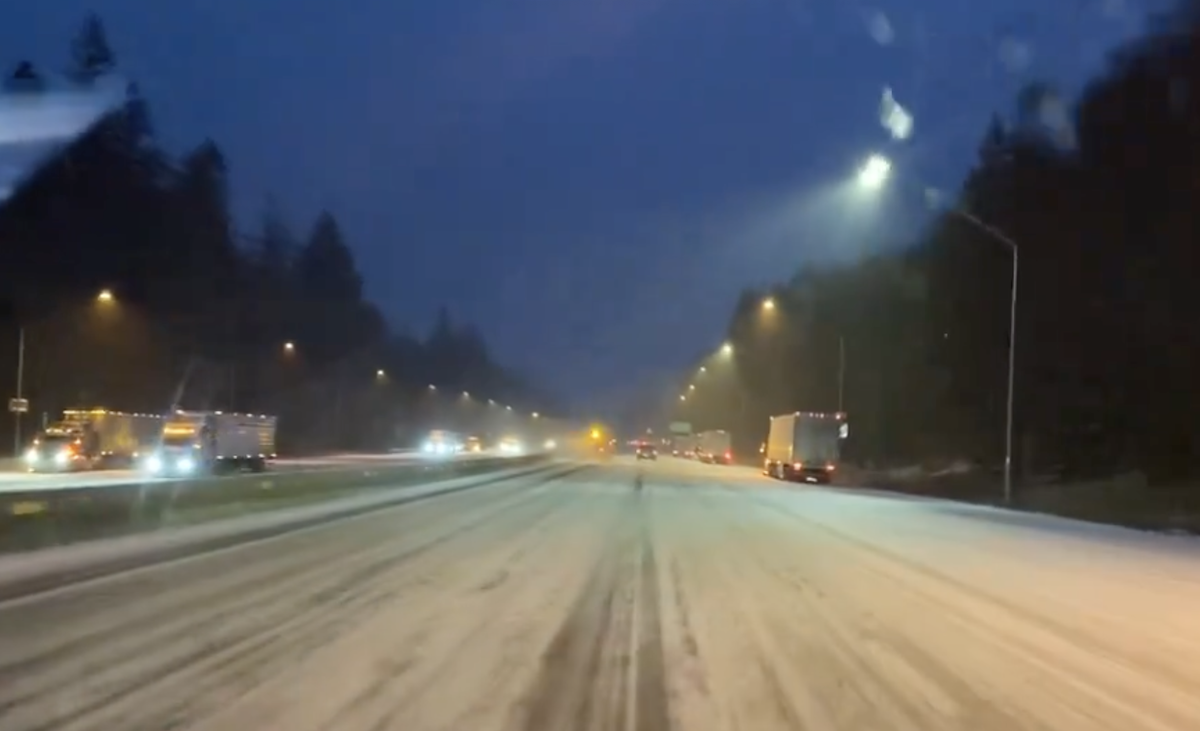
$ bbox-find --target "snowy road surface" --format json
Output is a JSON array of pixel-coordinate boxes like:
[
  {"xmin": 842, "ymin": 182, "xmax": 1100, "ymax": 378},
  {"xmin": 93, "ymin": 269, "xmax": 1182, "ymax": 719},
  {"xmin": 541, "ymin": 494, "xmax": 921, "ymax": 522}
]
[{"xmin": 1, "ymin": 457, "xmax": 1198, "ymax": 730}]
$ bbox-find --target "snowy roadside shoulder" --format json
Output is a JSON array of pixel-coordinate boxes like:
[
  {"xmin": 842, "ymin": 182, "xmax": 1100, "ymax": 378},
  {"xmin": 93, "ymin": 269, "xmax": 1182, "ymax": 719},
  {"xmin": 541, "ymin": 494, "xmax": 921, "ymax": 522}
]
[
  {"xmin": 0, "ymin": 460, "xmax": 560, "ymax": 602},
  {"xmin": 844, "ymin": 463, "xmax": 1200, "ymax": 537}
]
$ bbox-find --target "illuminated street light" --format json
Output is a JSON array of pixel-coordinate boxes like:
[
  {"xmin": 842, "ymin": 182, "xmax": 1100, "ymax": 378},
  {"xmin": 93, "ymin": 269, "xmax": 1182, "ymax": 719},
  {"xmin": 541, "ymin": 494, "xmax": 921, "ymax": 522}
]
[
  {"xmin": 488, "ymin": 398, "xmax": 495, "ymax": 405},
  {"xmin": 505, "ymin": 405, "xmax": 512, "ymax": 411},
  {"xmin": 376, "ymin": 369, "xmax": 386, "ymax": 378},
  {"xmin": 688, "ymin": 384, "xmax": 696, "ymax": 391},
  {"xmin": 427, "ymin": 384, "xmax": 436, "ymax": 390},
  {"xmin": 720, "ymin": 342, "xmax": 733, "ymax": 356},
  {"xmin": 96, "ymin": 289, "xmax": 115, "ymax": 303},
  {"xmin": 462, "ymin": 391, "xmax": 470, "ymax": 398},
  {"xmin": 532, "ymin": 412, "xmax": 540, "ymax": 419},
  {"xmin": 762, "ymin": 297, "xmax": 775, "ymax": 311},
  {"xmin": 283, "ymin": 341, "xmax": 296, "ymax": 353},
  {"xmin": 698, "ymin": 366, "xmax": 707, "ymax": 374},
  {"xmin": 857, "ymin": 153, "xmax": 892, "ymax": 190},
  {"xmin": 679, "ymin": 394, "xmax": 687, "ymax": 402}
]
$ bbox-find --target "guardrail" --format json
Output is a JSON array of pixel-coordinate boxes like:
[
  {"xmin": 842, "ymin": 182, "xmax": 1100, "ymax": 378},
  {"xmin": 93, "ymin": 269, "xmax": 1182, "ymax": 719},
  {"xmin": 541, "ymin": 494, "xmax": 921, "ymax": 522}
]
[{"xmin": 0, "ymin": 454, "xmax": 549, "ymax": 554}]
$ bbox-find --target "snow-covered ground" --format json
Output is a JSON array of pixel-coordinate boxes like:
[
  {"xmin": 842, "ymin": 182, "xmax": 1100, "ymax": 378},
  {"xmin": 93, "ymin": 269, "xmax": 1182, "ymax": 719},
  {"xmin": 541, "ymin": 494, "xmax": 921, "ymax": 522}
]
[{"xmin": 1, "ymin": 456, "xmax": 1197, "ymax": 730}]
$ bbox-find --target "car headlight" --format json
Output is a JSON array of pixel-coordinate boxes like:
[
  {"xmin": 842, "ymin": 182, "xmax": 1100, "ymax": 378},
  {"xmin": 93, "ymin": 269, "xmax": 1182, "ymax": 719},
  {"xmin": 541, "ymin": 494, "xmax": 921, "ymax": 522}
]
[
  {"xmin": 176, "ymin": 457, "xmax": 195, "ymax": 473},
  {"xmin": 543, "ymin": 439, "xmax": 556, "ymax": 450},
  {"xmin": 54, "ymin": 449, "xmax": 70, "ymax": 465},
  {"xmin": 145, "ymin": 455, "xmax": 163, "ymax": 473},
  {"xmin": 24, "ymin": 448, "xmax": 37, "ymax": 464}
]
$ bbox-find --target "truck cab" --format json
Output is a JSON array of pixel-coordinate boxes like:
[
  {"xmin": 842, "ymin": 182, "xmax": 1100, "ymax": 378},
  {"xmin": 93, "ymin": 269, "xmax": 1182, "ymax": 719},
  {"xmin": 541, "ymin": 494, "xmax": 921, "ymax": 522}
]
[{"xmin": 24, "ymin": 428, "xmax": 89, "ymax": 472}]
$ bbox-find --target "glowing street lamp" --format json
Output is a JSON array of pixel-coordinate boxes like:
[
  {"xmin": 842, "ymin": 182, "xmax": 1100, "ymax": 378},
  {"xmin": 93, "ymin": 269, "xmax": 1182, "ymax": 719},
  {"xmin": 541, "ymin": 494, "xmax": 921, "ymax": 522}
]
[
  {"xmin": 762, "ymin": 297, "xmax": 775, "ymax": 311},
  {"xmin": 720, "ymin": 342, "xmax": 733, "ymax": 356},
  {"xmin": 283, "ymin": 341, "xmax": 296, "ymax": 353},
  {"xmin": 96, "ymin": 289, "xmax": 115, "ymax": 303}
]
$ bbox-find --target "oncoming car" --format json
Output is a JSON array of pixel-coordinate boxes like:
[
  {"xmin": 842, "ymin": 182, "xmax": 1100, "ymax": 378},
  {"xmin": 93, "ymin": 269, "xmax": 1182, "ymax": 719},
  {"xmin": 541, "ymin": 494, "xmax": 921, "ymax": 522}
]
[
  {"xmin": 635, "ymin": 442, "xmax": 657, "ymax": 460},
  {"xmin": 465, "ymin": 436, "xmax": 483, "ymax": 453}
]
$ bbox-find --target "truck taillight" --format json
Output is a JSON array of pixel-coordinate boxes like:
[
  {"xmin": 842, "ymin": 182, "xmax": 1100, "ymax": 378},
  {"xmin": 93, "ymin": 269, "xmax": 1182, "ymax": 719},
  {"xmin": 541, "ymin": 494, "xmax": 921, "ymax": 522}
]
[
  {"xmin": 793, "ymin": 461, "xmax": 803, "ymax": 470},
  {"xmin": 825, "ymin": 464, "xmax": 835, "ymax": 471}
]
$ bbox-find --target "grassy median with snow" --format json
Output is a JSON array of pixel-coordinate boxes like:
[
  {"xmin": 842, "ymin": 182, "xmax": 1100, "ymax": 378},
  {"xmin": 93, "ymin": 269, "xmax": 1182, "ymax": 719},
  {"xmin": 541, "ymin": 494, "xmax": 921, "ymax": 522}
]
[{"xmin": 0, "ymin": 457, "xmax": 544, "ymax": 553}]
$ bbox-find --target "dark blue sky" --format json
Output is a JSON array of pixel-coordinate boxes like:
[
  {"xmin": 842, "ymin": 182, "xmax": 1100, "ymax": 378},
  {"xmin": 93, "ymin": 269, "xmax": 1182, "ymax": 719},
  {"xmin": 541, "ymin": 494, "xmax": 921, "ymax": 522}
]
[{"xmin": 4, "ymin": 0, "xmax": 1150, "ymax": 413}]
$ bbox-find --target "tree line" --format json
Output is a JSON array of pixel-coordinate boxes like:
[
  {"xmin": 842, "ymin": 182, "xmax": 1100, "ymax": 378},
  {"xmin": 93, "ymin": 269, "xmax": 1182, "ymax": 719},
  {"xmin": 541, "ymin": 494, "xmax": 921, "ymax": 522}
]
[
  {"xmin": 686, "ymin": 2, "xmax": 1200, "ymax": 486},
  {"xmin": 0, "ymin": 14, "xmax": 554, "ymax": 454}
]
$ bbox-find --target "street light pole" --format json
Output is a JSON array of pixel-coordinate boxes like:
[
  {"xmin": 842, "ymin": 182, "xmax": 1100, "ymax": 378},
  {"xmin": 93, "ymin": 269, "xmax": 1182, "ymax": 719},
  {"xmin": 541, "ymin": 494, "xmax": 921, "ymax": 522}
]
[
  {"xmin": 13, "ymin": 326, "xmax": 24, "ymax": 455},
  {"xmin": 856, "ymin": 154, "xmax": 1018, "ymax": 503},
  {"xmin": 837, "ymin": 335, "xmax": 845, "ymax": 413},
  {"xmin": 953, "ymin": 209, "xmax": 1018, "ymax": 505}
]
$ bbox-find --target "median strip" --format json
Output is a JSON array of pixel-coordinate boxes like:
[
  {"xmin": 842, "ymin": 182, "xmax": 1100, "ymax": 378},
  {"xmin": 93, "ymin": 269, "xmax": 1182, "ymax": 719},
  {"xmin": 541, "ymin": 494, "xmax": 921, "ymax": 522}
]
[
  {"xmin": 0, "ymin": 456, "xmax": 550, "ymax": 556},
  {"xmin": 0, "ymin": 457, "xmax": 569, "ymax": 602}
]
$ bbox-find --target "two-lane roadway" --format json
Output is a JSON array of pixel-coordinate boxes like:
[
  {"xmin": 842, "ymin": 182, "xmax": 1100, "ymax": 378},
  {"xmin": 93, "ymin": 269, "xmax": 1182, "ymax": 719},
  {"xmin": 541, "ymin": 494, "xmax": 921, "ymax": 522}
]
[{"xmin": 0, "ymin": 456, "xmax": 1197, "ymax": 730}]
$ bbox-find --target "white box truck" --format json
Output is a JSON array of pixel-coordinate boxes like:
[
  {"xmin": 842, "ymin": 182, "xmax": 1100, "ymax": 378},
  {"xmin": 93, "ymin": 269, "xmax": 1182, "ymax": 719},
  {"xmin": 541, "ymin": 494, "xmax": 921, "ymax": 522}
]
[
  {"xmin": 672, "ymin": 434, "xmax": 698, "ymax": 458},
  {"xmin": 696, "ymin": 429, "xmax": 733, "ymax": 464},
  {"xmin": 143, "ymin": 411, "xmax": 277, "ymax": 476},
  {"xmin": 764, "ymin": 411, "xmax": 844, "ymax": 483}
]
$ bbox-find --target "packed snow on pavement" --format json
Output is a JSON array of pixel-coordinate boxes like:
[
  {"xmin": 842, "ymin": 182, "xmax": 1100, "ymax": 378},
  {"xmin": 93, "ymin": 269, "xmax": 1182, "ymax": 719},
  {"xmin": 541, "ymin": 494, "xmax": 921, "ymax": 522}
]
[{"xmin": 0, "ymin": 458, "xmax": 1197, "ymax": 730}]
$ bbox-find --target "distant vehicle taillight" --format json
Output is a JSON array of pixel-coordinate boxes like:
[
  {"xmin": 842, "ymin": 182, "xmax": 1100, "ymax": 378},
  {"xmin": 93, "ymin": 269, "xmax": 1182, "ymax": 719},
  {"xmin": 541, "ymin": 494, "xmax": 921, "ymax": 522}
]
[{"xmin": 724, "ymin": 450, "xmax": 732, "ymax": 461}]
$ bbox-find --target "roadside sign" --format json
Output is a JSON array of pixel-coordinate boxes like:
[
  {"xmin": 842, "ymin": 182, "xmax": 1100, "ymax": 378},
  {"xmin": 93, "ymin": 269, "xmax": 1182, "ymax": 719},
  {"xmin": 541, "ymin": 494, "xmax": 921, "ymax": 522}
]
[
  {"xmin": 8, "ymin": 397, "xmax": 28, "ymax": 414},
  {"xmin": 669, "ymin": 421, "xmax": 691, "ymax": 435}
]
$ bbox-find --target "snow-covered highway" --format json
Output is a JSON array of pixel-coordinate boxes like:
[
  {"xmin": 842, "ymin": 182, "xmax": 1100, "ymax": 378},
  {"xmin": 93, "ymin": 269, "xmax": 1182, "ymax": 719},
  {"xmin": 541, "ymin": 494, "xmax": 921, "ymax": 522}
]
[{"xmin": 1, "ymin": 456, "xmax": 1197, "ymax": 731}]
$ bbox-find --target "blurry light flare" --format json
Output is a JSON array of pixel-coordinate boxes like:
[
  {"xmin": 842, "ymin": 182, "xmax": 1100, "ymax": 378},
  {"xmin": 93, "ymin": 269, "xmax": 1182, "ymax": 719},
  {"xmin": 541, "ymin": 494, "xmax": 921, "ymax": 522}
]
[
  {"xmin": 0, "ymin": 78, "xmax": 128, "ymax": 146},
  {"xmin": 857, "ymin": 154, "xmax": 892, "ymax": 190},
  {"xmin": 720, "ymin": 175, "xmax": 893, "ymax": 270},
  {"xmin": 762, "ymin": 297, "xmax": 775, "ymax": 311},
  {"xmin": 720, "ymin": 343, "xmax": 733, "ymax": 356},
  {"xmin": 96, "ymin": 289, "xmax": 114, "ymax": 303},
  {"xmin": 283, "ymin": 341, "xmax": 296, "ymax": 352}
]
